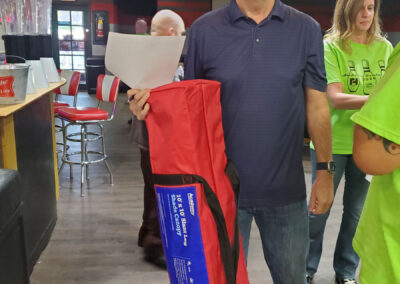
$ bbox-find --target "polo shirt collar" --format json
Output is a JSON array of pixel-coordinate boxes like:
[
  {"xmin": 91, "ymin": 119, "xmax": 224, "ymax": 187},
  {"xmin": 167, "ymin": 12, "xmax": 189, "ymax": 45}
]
[{"xmin": 228, "ymin": 0, "xmax": 286, "ymax": 23}]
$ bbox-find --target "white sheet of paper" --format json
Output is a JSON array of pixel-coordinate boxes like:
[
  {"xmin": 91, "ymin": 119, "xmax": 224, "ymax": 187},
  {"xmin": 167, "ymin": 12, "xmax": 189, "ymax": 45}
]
[{"xmin": 105, "ymin": 32, "xmax": 186, "ymax": 89}]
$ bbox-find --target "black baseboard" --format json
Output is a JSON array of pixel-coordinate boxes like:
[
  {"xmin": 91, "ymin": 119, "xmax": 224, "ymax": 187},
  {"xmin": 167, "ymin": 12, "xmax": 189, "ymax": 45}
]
[{"xmin": 28, "ymin": 215, "xmax": 57, "ymax": 275}]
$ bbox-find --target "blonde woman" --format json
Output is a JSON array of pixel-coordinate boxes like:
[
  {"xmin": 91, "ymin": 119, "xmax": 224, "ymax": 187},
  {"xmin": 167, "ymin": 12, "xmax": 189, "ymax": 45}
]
[{"xmin": 307, "ymin": 0, "xmax": 393, "ymax": 283}]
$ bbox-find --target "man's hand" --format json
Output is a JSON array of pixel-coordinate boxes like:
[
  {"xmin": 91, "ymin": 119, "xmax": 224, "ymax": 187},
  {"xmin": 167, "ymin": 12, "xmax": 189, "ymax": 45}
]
[
  {"xmin": 309, "ymin": 171, "xmax": 334, "ymax": 214},
  {"xmin": 127, "ymin": 88, "xmax": 151, "ymax": 120},
  {"xmin": 305, "ymin": 86, "xmax": 334, "ymax": 214}
]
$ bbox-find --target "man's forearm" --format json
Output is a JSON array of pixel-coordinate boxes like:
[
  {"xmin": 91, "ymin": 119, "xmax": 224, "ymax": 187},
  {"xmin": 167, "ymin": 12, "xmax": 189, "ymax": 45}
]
[
  {"xmin": 306, "ymin": 88, "xmax": 332, "ymax": 162},
  {"xmin": 305, "ymin": 87, "xmax": 334, "ymax": 214}
]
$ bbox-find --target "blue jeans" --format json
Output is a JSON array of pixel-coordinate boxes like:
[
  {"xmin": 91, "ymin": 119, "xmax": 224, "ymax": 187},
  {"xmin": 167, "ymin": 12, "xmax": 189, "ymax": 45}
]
[
  {"xmin": 307, "ymin": 150, "xmax": 369, "ymax": 279},
  {"xmin": 238, "ymin": 199, "xmax": 308, "ymax": 284}
]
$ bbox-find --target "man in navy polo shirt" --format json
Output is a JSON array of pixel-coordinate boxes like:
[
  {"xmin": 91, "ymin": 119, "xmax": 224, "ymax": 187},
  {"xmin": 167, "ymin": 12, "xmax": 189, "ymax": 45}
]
[{"xmin": 129, "ymin": 0, "xmax": 334, "ymax": 282}]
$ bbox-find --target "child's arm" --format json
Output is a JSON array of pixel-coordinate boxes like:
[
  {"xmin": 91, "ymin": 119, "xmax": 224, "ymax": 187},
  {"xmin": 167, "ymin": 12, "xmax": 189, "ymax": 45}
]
[{"xmin": 353, "ymin": 124, "xmax": 400, "ymax": 175}]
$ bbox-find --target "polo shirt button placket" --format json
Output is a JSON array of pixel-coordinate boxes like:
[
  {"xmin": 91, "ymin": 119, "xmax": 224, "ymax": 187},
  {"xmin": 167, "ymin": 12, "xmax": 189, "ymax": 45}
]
[{"xmin": 255, "ymin": 26, "xmax": 260, "ymax": 43}]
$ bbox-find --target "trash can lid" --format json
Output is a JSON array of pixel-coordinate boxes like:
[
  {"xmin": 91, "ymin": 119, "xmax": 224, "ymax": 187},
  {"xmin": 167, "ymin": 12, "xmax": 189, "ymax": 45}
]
[{"xmin": 86, "ymin": 57, "xmax": 105, "ymax": 65}]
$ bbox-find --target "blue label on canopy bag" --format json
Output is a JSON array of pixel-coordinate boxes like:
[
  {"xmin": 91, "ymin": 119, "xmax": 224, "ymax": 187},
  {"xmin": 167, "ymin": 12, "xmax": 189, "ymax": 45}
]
[{"xmin": 155, "ymin": 185, "xmax": 210, "ymax": 284}]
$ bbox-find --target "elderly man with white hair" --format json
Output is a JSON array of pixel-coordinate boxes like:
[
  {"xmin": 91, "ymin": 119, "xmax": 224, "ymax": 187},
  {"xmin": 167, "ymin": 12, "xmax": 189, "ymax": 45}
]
[{"xmin": 129, "ymin": 9, "xmax": 185, "ymax": 268}]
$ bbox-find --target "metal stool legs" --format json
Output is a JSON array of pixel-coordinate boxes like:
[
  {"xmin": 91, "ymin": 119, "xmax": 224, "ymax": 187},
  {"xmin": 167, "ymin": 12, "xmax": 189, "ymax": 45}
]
[
  {"xmin": 58, "ymin": 121, "xmax": 73, "ymax": 180},
  {"xmin": 100, "ymin": 124, "xmax": 113, "ymax": 186},
  {"xmin": 56, "ymin": 119, "xmax": 72, "ymax": 177},
  {"xmin": 59, "ymin": 122, "xmax": 113, "ymax": 197},
  {"xmin": 80, "ymin": 125, "xmax": 86, "ymax": 197}
]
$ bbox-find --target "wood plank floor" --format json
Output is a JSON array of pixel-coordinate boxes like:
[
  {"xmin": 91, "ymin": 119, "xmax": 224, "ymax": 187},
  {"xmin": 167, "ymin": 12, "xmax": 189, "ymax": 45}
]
[{"xmin": 30, "ymin": 92, "xmax": 357, "ymax": 284}]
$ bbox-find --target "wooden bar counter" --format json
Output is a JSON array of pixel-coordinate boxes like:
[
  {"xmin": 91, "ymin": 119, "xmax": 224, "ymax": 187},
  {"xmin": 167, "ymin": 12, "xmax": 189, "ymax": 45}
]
[{"xmin": 0, "ymin": 80, "xmax": 65, "ymax": 274}]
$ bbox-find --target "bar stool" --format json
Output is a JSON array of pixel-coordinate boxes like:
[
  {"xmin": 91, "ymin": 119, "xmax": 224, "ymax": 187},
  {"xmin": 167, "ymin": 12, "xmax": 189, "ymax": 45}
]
[
  {"xmin": 53, "ymin": 70, "xmax": 81, "ymax": 159},
  {"xmin": 53, "ymin": 70, "xmax": 81, "ymax": 113},
  {"xmin": 57, "ymin": 74, "xmax": 120, "ymax": 196}
]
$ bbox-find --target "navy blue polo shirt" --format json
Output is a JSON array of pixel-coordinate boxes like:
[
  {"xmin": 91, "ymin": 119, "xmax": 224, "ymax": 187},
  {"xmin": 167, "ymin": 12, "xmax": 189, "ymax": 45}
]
[{"xmin": 184, "ymin": 0, "xmax": 326, "ymax": 207}]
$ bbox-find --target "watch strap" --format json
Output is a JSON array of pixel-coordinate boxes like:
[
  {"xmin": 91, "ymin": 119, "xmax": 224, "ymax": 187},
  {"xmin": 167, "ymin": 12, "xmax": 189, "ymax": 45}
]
[
  {"xmin": 316, "ymin": 161, "xmax": 336, "ymax": 173},
  {"xmin": 316, "ymin": 162, "xmax": 329, "ymax": 170}
]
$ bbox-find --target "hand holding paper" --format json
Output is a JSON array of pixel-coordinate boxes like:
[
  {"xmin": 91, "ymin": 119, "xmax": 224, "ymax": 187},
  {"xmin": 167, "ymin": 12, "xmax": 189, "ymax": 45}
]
[{"xmin": 127, "ymin": 88, "xmax": 151, "ymax": 120}]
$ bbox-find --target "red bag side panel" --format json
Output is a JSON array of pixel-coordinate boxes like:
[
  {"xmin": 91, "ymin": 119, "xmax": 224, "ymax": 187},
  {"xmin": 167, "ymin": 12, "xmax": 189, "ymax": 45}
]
[{"xmin": 146, "ymin": 80, "xmax": 249, "ymax": 284}]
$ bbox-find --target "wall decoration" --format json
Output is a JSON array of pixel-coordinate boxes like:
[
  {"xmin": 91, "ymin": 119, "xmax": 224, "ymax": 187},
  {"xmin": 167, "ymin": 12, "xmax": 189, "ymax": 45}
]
[{"xmin": 92, "ymin": 10, "xmax": 109, "ymax": 45}]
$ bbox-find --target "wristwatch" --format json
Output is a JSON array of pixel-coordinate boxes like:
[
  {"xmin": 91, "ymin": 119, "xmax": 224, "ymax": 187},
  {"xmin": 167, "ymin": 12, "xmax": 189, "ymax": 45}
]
[{"xmin": 316, "ymin": 160, "xmax": 336, "ymax": 174}]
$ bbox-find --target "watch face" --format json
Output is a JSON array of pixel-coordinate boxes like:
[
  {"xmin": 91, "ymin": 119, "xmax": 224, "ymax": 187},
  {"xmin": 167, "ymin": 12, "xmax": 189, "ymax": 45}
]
[{"xmin": 329, "ymin": 161, "xmax": 336, "ymax": 172}]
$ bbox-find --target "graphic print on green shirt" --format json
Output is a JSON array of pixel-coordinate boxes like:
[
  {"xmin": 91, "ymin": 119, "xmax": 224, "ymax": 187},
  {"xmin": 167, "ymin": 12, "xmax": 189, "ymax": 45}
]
[
  {"xmin": 361, "ymin": 59, "xmax": 377, "ymax": 95},
  {"xmin": 315, "ymin": 39, "xmax": 393, "ymax": 154}
]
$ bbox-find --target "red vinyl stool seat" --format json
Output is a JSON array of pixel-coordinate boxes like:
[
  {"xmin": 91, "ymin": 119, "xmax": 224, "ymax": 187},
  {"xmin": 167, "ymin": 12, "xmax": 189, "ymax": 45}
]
[
  {"xmin": 53, "ymin": 101, "xmax": 69, "ymax": 107},
  {"xmin": 53, "ymin": 102, "xmax": 70, "ymax": 114},
  {"xmin": 57, "ymin": 107, "xmax": 109, "ymax": 121},
  {"xmin": 58, "ymin": 74, "xmax": 120, "ymax": 197}
]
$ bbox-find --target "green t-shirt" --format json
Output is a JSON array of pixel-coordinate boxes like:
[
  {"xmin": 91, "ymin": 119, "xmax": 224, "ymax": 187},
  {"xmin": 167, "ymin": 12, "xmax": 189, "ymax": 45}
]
[
  {"xmin": 351, "ymin": 43, "xmax": 400, "ymax": 283},
  {"xmin": 311, "ymin": 39, "xmax": 393, "ymax": 153}
]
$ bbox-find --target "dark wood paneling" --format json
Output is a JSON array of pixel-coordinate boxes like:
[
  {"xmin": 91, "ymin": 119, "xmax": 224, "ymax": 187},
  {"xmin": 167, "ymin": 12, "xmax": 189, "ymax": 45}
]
[{"xmin": 14, "ymin": 95, "xmax": 57, "ymax": 275}]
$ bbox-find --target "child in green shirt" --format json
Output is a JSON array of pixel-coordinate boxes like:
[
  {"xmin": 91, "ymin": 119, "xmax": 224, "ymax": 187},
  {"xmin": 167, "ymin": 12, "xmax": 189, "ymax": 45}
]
[{"xmin": 351, "ymin": 43, "xmax": 400, "ymax": 283}]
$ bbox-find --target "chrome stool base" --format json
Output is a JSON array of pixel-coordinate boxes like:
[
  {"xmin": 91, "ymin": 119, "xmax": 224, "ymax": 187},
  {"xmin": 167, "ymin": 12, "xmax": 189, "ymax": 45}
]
[{"xmin": 59, "ymin": 122, "xmax": 113, "ymax": 197}]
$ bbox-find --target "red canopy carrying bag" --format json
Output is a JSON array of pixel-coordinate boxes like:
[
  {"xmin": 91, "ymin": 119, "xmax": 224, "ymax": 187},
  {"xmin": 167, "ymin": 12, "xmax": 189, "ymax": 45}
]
[{"xmin": 146, "ymin": 79, "xmax": 249, "ymax": 284}]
